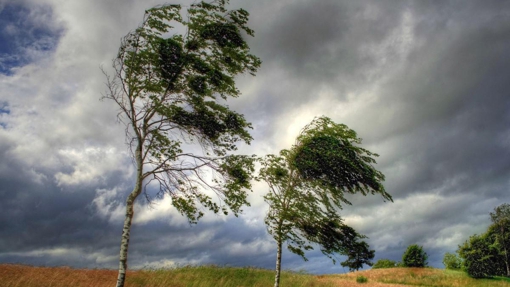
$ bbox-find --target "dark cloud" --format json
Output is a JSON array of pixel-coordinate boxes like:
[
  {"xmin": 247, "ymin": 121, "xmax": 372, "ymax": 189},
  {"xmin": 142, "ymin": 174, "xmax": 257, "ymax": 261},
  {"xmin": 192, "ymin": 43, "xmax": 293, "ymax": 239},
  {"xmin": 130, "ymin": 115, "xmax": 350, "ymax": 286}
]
[
  {"xmin": 0, "ymin": 146, "xmax": 119, "ymax": 254},
  {"xmin": 0, "ymin": 1, "xmax": 63, "ymax": 75}
]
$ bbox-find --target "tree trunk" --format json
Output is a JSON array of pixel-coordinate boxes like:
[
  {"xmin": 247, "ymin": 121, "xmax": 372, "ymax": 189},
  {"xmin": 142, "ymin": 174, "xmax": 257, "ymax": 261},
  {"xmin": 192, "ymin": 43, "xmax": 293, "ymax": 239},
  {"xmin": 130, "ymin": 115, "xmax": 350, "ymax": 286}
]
[
  {"xmin": 116, "ymin": 147, "xmax": 143, "ymax": 287},
  {"xmin": 274, "ymin": 237, "xmax": 283, "ymax": 287},
  {"xmin": 501, "ymin": 225, "xmax": 509, "ymax": 277},
  {"xmin": 273, "ymin": 217, "xmax": 285, "ymax": 287},
  {"xmin": 505, "ymin": 247, "xmax": 510, "ymax": 277}
]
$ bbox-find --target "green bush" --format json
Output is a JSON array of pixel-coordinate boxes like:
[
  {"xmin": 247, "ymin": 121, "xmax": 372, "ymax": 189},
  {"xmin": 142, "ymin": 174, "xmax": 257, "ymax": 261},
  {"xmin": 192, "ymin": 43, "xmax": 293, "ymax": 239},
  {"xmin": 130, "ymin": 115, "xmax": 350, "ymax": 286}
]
[
  {"xmin": 442, "ymin": 252, "xmax": 462, "ymax": 270},
  {"xmin": 458, "ymin": 233, "xmax": 506, "ymax": 278},
  {"xmin": 356, "ymin": 275, "xmax": 368, "ymax": 283},
  {"xmin": 372, "ymin": 259, "xmax": 397, "ymax": 269},
  {"xmin": 402, "ymin": 244, "xmax": 428, "ymax": 267}
]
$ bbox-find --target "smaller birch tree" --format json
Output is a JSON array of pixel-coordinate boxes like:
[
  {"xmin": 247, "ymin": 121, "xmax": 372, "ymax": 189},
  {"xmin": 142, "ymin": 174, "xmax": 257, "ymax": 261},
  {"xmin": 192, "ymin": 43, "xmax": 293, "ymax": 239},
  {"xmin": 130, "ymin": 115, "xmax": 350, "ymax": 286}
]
[{"xmin": 258, "ymin": 116, "xmax": 392, "ymax": 287}]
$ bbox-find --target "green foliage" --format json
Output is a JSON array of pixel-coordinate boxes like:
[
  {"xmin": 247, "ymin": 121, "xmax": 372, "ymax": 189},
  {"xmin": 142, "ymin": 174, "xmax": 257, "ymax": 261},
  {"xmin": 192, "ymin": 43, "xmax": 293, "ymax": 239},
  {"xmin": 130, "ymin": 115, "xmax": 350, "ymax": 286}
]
[
  {"xmin": 489, "ymin": 203, "xmax": 510, "ymax": 276},
  {"xmin": 372, "ymin": 259, "xmax": 397, "ymax": 269},
  {"xmin": 443, "ymin": 252, "xmax": 462, "ymax": 270},
  {"xmin": 106, "ymin": 3, "xmax": 260, "ymax": 285},
  {"xmin": 258, "ymin": 117, "xmax": 391, "ymax": 286},
  {"xmin": 105, "ymin": 1, "xmax": 261, "ymax": 222},
  {"xmin": 402, "ymin": 244, "xmax": 428, "ymax": 267},
  {"xmin": 290, "ymin": 117, "xmax": 391, "ymax": 206},
  {"xmin": 259, "ymin": 117, "xmax": 391, "ymax": 259},
  {"xmin": 341, "ymin": 240, "xmax": 375, "ymax": 271},
  {"xmin": 356, "ymin": 275, "xmax": 368, "ymax": 283},
  {"xmin": 457, "ymin": 203, "xmax": 510, "ymax": 278},
  {"xmin": 490, "ymin": 204, "xmax": 510, "ymax": 228},
  {"xmin": 458, "ymin": 232, "xmax": 506, "ymax": 278}
]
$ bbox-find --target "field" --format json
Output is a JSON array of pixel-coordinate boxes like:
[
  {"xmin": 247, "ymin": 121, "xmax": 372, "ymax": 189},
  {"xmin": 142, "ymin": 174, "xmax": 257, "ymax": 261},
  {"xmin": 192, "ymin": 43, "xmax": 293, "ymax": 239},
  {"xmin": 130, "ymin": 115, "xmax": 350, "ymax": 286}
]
[{"xmin": 1, "ymin": 264, "xmax": 510, "ymax": 287}]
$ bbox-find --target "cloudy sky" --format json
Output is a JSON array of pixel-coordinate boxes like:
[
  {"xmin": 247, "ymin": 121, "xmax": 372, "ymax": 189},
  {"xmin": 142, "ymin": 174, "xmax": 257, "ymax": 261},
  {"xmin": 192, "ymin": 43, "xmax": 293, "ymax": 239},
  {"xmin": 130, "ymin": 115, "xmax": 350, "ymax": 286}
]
[{"xmin": 1, "ymin": 0, "xmax": 510, "ymax": 275}]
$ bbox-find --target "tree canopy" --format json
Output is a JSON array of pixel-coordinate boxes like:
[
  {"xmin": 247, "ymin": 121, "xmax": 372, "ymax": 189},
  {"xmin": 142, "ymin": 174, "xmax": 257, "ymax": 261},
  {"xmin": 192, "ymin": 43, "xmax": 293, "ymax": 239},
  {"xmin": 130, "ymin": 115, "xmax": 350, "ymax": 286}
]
[
  {"xmin": 402, "ymin": 244, "xmax": 428, "ymax": 267},
  {"xmin": 340, "ymin": 238, "xmax": 375, "ymax": 271},
  {"xmin": 258, "ymin": 116, "xmax": 392, "ymax": 287},
  {"xmin": 372, "ymin": 259, "xmax": 398, "ymax": 269},
  {"xmin": 442, "ymin": 252, "xmax": 462, "ymax": 270},
  {"xmin": 490, "ymin": 203, "xmax": 510, "ymax": 276},
  {"xmin": 458, "ymin": 203, "xmax": 510, "ymax": 278},
  {"xmin": 103, "ymin": 1, "xmax": 260, "ymax": 286},
  {"xmin": 458, "ymin": 231, "xmax": 505, "ymax": 278}
]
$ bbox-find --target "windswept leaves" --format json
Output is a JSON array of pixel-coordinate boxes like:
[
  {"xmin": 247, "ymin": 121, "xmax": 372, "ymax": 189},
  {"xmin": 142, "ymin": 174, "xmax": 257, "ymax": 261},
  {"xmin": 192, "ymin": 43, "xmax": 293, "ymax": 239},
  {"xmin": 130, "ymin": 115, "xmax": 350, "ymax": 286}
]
[
  {"xmin": 291, "ymin": 117, "xmax": 391, "ymax": 204},
  {"xmin": 107, "ymin": 0, "xmax": 260, "ymax": 222},
  {"xmin": 105, "ymin": 2, "xmax": 260, "ymax": 286},
  {"xmin": 259, "ymin": 117, "xmax": 390, "ymax": 284}
]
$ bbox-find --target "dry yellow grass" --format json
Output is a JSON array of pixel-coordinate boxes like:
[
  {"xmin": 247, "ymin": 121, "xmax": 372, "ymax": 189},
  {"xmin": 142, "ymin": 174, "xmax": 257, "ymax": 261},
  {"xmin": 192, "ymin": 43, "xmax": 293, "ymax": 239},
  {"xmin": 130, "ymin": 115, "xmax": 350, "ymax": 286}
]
[
  {"xmin": 1, "ymin": 264, "xmax": 509, "ymax": 287},
  {"xmin": 320, "ymin": 267, "xmax": 510, "ymax": 287},
  {"xmin": 0, "ymin": 264, "xmax": 317, "ymax": 287},
  {"xmin": 0, "ymin": 264, "xmax": 120, "ymax": 287}
]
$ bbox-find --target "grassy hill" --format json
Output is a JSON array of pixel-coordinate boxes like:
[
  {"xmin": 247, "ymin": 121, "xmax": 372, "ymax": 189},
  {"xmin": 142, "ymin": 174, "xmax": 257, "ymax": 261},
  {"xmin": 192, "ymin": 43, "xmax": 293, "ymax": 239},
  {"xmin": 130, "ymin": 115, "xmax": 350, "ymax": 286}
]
[{"xmin": 1, "ymin": 264, "xmax": 510, "ymax": 287}]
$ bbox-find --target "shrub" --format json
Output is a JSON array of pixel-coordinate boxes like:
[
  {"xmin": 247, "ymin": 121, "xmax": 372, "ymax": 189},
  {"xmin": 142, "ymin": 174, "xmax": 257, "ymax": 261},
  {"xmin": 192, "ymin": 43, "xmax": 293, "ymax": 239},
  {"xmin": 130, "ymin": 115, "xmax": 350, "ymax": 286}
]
[
  {"xmin": 458, "ymin": 233, "xmax": 506, "ymax": 278},
  {"xmin": 402, "ymin": 244, "xmax": 428, "ymax": 267},
  {"xmin": 442, "ymin": 252, "xmax": 462, "ymax": 270},
  {"xmin": 372, "ymin": 259, "xmax": 397, "ymax": 269},
  {"xmin": 356, "ymin": 275, "xmax": 368, "ymax": 283}
]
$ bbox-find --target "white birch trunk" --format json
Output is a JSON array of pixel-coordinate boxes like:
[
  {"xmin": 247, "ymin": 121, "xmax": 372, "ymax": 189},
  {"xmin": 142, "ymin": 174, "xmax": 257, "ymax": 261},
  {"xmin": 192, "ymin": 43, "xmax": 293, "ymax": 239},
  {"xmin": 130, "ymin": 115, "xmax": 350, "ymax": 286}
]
[
  {"xmin": 274, "ymin": 218, "xmax": 284, "ymax": 287},
  {"xmin": 116, "ymin": 147, "xmax": 143, "ymax": 287},
  {"xmin": 274, "ymin": 237, "xmax": 283, "ymax": 287}
]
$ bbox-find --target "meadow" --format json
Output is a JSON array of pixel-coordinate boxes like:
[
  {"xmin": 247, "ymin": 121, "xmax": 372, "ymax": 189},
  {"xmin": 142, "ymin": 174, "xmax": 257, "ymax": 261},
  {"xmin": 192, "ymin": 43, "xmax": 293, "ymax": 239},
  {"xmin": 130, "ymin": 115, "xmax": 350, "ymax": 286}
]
[{"xmin": 1, "ymin": 264, "xmax": 509, "ymax": 287}]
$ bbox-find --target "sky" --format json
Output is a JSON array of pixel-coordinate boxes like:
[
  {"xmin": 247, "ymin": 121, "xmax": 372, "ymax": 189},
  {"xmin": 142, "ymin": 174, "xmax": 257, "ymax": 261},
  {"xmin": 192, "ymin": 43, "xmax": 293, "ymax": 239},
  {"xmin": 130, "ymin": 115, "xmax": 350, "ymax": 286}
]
[{"xmin": 1, "ymin": 0, "xmax": 510, "ymax": 275}]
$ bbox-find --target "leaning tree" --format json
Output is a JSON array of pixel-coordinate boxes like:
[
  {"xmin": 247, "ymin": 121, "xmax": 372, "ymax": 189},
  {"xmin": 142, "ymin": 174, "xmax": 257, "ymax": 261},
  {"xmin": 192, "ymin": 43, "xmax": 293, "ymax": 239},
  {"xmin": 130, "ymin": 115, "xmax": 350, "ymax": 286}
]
[
  {"xmin": 258, "ymin": 116, "xmax": 392, "ymax": 287},
  {"xmin": 103, "ymin": 1, "xmax": 261, "ymax": 286}
]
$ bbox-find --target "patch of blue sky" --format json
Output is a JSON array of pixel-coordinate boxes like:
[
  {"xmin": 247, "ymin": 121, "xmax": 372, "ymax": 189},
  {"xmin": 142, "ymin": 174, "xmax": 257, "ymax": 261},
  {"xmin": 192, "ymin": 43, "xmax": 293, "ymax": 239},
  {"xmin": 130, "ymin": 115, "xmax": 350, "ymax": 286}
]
[
  {"xmin": 0, "ymin": 102, "xmax": 9, "ymax": 128},
  {"xmin": 0, "ymin": 2, "xmax": 63, "ymax": 75},
  {"xmin": 0, "ymin": 101, "xmax": 9, "ymax": 113}
]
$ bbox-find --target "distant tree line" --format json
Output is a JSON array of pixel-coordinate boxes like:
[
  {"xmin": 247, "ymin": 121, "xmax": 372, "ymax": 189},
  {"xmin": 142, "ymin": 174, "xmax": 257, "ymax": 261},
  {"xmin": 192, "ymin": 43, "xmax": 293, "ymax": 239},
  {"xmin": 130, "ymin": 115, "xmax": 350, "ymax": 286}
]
[
  {"xmin": 372, "ymin": 244, "xmax": 428, "ymax": 269},
  {"xmin": 371, "ymin": 203, "xmax": 510, "ymax": 280}
]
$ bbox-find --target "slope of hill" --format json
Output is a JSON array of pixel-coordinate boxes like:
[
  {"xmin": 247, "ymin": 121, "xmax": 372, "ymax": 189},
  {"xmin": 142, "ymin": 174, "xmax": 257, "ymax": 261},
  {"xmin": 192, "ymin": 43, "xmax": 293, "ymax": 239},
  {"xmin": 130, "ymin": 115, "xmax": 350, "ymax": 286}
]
[{"xmin": 1, "ymin": 264, "xmax": 509, "ymax": 287}]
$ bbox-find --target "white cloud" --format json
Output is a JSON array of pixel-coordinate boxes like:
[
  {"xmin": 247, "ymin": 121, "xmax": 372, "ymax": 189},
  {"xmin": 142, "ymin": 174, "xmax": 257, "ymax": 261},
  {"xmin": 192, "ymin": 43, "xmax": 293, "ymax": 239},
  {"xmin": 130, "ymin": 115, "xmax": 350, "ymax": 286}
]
[
  {"xmin": 343, "ymin": 192, "xmax": 497, "ymax": 252},
  {"xmin": 223, "ymin": 238, "xmax": 274, "ymax": 257},
  {"xmin": 92, "ymin": 187, "xmax": 125, "ymax": 223},
  {"xmin": 1, "ymin": 247, "xmax": 117, "ymax": 266},
  {"xmin": 54, "ymin": 146, "xmax": 131, "ymax": 187}
]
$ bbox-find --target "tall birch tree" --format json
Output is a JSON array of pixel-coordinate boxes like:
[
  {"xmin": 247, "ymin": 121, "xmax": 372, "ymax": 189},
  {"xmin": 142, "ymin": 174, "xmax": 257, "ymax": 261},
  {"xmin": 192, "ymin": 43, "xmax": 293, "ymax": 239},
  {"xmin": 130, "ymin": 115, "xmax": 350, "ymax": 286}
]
[
  {"xmin": 258, "ymin": 116, "xmax": 392, "ymax": 287},
  {"xmin": 103, "ymin": 2, "xmax": 260, "ymax": 286}
]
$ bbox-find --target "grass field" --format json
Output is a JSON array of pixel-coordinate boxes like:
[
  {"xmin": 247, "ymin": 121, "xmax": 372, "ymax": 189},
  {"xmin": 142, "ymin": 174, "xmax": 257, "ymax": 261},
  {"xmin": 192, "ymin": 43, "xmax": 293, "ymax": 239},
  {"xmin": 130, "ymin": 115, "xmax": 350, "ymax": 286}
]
[{"xmin": 1, "ymin": 264, "xmax": 510, "ymax": 287}]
